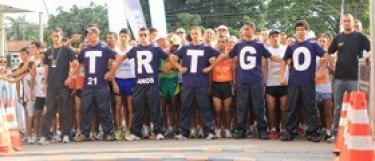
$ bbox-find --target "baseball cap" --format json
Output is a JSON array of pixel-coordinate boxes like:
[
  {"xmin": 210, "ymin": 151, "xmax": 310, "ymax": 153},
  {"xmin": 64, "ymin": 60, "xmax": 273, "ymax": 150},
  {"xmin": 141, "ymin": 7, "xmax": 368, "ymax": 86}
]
[
  {"xmin": 216, "ymin": 25, "xmax": 228, "ymax": 31},
  {"xmin": 269, "ymin": 30, "xmax": 280, "ymax": 37}
]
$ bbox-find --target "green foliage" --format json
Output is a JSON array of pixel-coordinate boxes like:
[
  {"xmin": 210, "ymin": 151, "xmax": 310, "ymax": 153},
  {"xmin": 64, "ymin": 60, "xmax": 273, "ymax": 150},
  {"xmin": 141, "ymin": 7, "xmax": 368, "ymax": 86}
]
[
  {"xmin": 46, "ymin": 2, "xmax": 109, "ymax": 44},
  {"xmin": 6, "ymin": 16, "xmax": 39, "ymax": 41},
  {"xmin": 141, "ymin": 0, "xmax": 370, "ymax": 36},
  {"xmin": 175, "ymin": 13, "xmax": 202, "ymax": 31}
]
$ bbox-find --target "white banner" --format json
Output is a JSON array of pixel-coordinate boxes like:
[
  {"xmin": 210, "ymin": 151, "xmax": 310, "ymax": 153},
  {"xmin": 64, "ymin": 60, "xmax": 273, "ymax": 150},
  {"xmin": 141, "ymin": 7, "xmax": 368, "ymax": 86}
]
[
  {"xmin": 123, "ymin": 0, "xmax": 146, "ymax": 37},
  {"xmin": 107, "ymin": 0, "xmax": 127, "ymax": 33},
  {"xmin": 149, "ymin": 0, "xmax": 167, "ymax": 36}
]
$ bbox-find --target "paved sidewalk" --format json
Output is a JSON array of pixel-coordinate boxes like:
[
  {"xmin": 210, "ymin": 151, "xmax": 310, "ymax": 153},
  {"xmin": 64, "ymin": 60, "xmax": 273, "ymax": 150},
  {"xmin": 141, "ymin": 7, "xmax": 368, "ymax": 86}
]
[{"xmin": 1, "ymin": 139, "xmax": 335, "ymax": 161}]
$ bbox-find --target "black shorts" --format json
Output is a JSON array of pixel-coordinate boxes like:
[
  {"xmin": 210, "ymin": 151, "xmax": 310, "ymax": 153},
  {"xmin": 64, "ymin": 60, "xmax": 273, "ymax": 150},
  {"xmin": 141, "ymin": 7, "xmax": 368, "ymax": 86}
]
[
  {"xmin": 211, "ymin": 82, "xmax": 232, "ymax": 100},
  {"xmin": 265, "ymin": 86, "xmax": 287, "ymax": 98},
  {"xmin": 35, "ymin": 97, "xmax": 45, "ymax": 111}
]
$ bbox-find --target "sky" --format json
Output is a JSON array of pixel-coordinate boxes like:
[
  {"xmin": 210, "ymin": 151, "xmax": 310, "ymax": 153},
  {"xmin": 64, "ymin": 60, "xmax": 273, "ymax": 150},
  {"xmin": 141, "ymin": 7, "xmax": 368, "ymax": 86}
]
[{"xmin": 5, "ymin": 0, "xmax": 107, "ymax": 24}]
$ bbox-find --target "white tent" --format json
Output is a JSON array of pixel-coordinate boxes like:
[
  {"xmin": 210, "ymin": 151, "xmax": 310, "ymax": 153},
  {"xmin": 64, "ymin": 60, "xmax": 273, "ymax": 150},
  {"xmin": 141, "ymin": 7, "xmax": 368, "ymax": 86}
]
[{"xmin": 0, "ymin": 0, "xmax": 45, "ymax": 56}]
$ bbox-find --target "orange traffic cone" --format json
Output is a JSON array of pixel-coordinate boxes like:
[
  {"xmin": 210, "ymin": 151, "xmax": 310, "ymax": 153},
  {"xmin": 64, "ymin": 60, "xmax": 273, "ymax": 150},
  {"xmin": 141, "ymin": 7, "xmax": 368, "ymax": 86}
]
[
  {"xmin": 333, "ymin": 92, "xmax": 350, "ymax": 155},
  {"xmin": 0, "ymin": 99, "xmax": 12, "ymax": 154},
  {"xmin": 339, "ymin": 92, "xmax": 356, "ymax": 161},
  {"xmin": 345, "ymin": 92, "xmax": 373, "ymax": 161},
  {"xmin": 5, "ymin": 99, "xmax": 23, "ymax": 151}
]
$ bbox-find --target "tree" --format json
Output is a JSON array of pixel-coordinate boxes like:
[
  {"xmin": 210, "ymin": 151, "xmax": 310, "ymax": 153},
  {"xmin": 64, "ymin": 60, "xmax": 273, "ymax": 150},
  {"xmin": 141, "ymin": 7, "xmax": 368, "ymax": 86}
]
[
  {"xmin": 6, "ymin": 16, "xmax": 39, "ymax": 41},
  {"xmin": 46, "ymin": 2, "xmax": 108, "ymax": 44},
  {"xmin": 175, "ymin": 13, "xmax": 202, "ymax": 31},
  {"xmin": 141, "ymin": 0, "xmax": 370, "ymax": 36}
]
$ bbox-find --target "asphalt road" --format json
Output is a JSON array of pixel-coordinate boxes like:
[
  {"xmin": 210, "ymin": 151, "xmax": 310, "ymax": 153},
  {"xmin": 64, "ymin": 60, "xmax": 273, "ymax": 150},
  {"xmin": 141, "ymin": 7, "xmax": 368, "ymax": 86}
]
[{"xmin": 1, "ymin": 138, "xmax": 336, "ymax": 161}]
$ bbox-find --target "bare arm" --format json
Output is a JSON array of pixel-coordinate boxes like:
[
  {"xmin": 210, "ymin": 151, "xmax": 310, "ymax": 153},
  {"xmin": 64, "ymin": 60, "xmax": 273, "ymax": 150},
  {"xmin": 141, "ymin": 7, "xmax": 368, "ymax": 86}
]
[
  {"xmin": 262, "ymin": 57, "xmax": 268, "ymax": 82},
  {"xmin": 316, "ymin": 53, "xmax": 330, "ymax": 78},
  {"xmin": 105, "ymin": 54, "xmax": 125, "ymax": 81},
  {"xmin": 6, "ymin": 75, "xmax": 24, "ymax": 83},
  {"xmin": 9, "ymin": 63, "xmax": 28, "ymax": 77},
  {"xmin": 269, "ymin": 55, "xmax": 283, "ymax": 63},
  {"xmin": 30, "ymin": 75, "xmax": 36, "ymax": 101},
  {"xmin": 279, "ymin": 59, "xmax": 288, "ymax": 86},
  {"xmin": 168, "ymin": 54, "xmax": 185, "ymax": 73},
  {"xmin": 42, "ymin": 64, "xmax": 49, "ymax": 92}
]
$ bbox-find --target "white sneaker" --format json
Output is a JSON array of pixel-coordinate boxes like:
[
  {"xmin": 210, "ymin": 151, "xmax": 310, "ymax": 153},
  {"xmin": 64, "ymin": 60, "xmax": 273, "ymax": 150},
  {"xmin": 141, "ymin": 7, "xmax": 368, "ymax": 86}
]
[
  {"xmin": 206, "ymin": 133, "xmax": 215, "ymax": 140},
  {"xmin": 190, "ymin": 128, "xmax": 197, "ymax": 138},
  {"xmin": 142, "ymin": 126, "xmax": 150, "ymax": 138},
  {"xmin": 126, "ymin": 134, "xmax": 141, "ymax": 141},
  {"xmin": 38, "ymin": 137, "xmax": 50, "ymax": 145},
  {"xmin": 96, "ymin": 131, "xmax": 104, "ymax": 141},
  {"xmin": 225, "ymin": 129, "xmax": 232, "ymax": 138},
  {"xmin": 175, "ymin": 134, "xmax": 188, "ymax": 140},
  {"xmin": 215, "ymin": 129, "xmax": 222, "ymax": 138},
  {"xmin": 52, "ymin": 134, "xmax": 61, "ymax": 142},
  {"xmin": 198, "ymin": 128, "xmax": 205, "ymax": 138},
  {"xmin": 27, "ymin": 136, "xmax": 36, "ymax": 144},
  {"xmin": 156, "ymin": 133, "xmax": 165, "ymax": 140},
  {"xmin": 89, "ymin": 132, "xmax": 96, "ymax": 141},
  {"xmin": 62, "ymin": 135, "xmax": 70, "ymax": 143},
  {"xmin": 326, "ymin": 136, "xmax": 336, "ymax": 143}
]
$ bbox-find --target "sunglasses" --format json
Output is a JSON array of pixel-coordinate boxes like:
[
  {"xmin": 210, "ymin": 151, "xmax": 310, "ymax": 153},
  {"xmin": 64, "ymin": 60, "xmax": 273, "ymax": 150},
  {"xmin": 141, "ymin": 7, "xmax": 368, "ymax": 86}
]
[{"xmin": 177, "ymin": 32, "xmax": 185, "ymax": 35}]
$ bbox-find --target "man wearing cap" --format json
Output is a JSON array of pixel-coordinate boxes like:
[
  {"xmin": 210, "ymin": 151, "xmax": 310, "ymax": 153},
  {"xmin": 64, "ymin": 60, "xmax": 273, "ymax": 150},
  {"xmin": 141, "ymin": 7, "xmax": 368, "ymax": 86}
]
[
  {"xmin": 263, "ymin": 30, "xmax": 288, "ymax": 139},
  {"xmin": 216, "ymin": 25, "xmax": 230, "ymax": 38},
  {"xmin": 39, "ymin": 27, "xmax": 76, "ymax": 144},
  {"xmin": 75, "ymin": 26, "xmax": 121, "ymax": 142}
]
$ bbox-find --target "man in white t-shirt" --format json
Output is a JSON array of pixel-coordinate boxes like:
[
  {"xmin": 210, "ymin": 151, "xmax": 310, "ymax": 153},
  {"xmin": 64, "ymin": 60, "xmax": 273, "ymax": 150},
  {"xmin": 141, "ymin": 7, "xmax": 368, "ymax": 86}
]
[
  {"xmin": 111, "ymin": 28, "xmax": 136, "ymax": 140},
  {"xmin": 30, "ymin": 41, "xmax": 46, "ymax": 142},
  {"xmin": 263, "ymin": 30, "xmax": 288, "ymax": 139}
]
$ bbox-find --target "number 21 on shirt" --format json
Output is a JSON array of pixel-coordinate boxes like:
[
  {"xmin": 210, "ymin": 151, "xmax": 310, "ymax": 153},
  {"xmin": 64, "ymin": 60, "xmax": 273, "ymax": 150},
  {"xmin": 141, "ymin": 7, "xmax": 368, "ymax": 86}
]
[{"xmin": 86, "ymin": 51, "xmax": 102, "ymax": 85}]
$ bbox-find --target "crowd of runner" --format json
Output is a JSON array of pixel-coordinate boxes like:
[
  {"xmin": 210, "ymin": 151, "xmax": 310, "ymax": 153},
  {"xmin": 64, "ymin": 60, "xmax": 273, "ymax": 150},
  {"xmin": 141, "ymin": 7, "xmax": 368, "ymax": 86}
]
[{"xmin": 0, "ymin": 13, "xmax": 371, "ymax": 145}]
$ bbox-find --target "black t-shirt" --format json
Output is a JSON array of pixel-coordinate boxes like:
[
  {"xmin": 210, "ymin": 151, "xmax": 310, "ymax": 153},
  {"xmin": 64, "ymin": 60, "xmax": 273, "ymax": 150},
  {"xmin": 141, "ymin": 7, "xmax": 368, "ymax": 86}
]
[
  {"xmin": 328, "ymin": 31, "xmax": 370, "ymax": 80},
  {"xmin": 43, "ymin": 46, "xmax": 75, "ymax": 87}
]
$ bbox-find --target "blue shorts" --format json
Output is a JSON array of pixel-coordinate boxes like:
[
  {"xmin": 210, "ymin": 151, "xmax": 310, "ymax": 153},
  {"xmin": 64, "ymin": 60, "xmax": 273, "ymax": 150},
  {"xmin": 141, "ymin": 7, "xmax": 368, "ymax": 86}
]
[
  {"xmin": 316, "ymin": 92, "xmax": 332, "ymax": 102},
  {"xmin": 115, "ymin": 78, "xmax": 136, "ymax": 96}
]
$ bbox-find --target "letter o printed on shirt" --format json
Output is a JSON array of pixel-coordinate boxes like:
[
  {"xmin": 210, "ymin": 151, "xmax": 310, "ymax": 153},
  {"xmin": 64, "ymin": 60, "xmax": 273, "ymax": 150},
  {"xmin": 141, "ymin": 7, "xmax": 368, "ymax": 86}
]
[{"xmin": 292, "ymin": 47, "xmax": 311, "ymax": 71}]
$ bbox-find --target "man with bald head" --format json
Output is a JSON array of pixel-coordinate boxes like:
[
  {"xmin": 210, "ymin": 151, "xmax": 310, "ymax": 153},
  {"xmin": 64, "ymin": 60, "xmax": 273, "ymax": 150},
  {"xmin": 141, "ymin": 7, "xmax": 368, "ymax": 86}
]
[{"xmin": 328, "ymin": 13, "xmax": 371, "ymax": 142}]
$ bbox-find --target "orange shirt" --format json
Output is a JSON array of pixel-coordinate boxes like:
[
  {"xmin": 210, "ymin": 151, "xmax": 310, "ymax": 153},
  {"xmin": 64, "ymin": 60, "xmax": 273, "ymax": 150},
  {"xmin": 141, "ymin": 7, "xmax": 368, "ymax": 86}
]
[
  {"xmin": 74, "ymin": 67, "xmax": 84, "ymax": 90},
  {"xmin": 212, "ymin": 59, "xmax": 233, "ymax": 82},
  {"xmin": 315, "ymin": 71, "xmax": 329, "ymax": 85}
]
